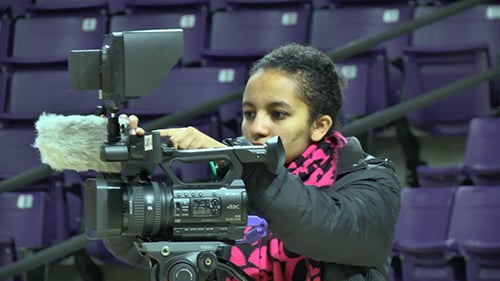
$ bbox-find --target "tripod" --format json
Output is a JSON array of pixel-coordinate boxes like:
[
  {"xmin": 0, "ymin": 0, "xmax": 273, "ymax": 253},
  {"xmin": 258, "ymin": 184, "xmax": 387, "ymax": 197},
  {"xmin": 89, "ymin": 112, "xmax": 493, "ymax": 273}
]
[{"xmin": 136, "ymin": 241, "xmax": 252, "ymax": 281}]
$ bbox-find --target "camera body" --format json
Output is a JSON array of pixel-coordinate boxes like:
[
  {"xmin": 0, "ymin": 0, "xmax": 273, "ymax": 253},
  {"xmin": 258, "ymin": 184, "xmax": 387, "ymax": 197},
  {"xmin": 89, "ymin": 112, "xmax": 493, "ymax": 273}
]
[
  {"xmin": 84, "ymin": 164, "xmax": 248, "ymax": 241},
  {"xmin": 83, "ymin": 128, "xmax": 282, "ymax": 242}
]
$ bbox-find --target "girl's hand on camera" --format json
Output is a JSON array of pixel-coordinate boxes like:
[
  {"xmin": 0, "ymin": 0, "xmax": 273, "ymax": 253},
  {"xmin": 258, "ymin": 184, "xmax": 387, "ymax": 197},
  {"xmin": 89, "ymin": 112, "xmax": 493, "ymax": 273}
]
[
  {"xmin": 154, "ymin": 127, "xmax": 226, "ymax": 150},
  {"xmin": 120, "ymin": 114, "xmax": 225, "ymax": 149},
  {"xmin": 120, "ymin": 114, "xmax": 145, "ymax": 136}
]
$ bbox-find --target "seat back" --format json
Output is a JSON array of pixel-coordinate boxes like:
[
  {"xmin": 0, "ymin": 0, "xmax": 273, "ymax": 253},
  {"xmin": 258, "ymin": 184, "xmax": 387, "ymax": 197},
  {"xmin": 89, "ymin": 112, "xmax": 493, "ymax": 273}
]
[
  {"xmin": 396, "ymin": 186, "xmax": 460, "ymax": 281},
  {"xmin": 205, "ymin": 3, "xmax": 310, "ymax": 68},
  {"xmin": 395, "ymin": 186, "xmax": 456, "ymax": 247},
  {"xmin": 403, "ymin": 45, "xmax": 492, "ymax": 135},
  {"xmin": 0, "ymin": 191, "xmax": 49, "ymax": 248},
  {"xmin": 8, "ymin": 15, "xmax": 107, "ymax": 64},
  {"xmin": 413, "ymin": 4, "xmax": 500, "ymax": 68},
  {"xmin": 412, "ymin": 4, "xmax": 500, "ymax": 106},
  {"xmin": 463, "ymin": 117, "xmax": 500, "ymax": 185},
  {"xmin": 0, "ymin": 70, "xmax": 100, "ymax": 127},
  {"xmin": 449, "ymin": 185, "xmax": 500, "ymax": 250},
  {"xmin": 310, "ymin": 3, "xmax": 411, "ymax": 59},
  {"xmin": 337, "ymin": 48, "xmax": 390, "ymax": 123},
  {"xmin": 448, "ymin": 185, "xmax": 500, "ymax": 281}
]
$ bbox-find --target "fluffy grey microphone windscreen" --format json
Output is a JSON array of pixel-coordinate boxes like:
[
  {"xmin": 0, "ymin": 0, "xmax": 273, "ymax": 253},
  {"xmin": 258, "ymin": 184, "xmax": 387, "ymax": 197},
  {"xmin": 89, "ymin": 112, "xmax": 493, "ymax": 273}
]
[{"xmin": 33, "ymin": 113, "xmax": 121, "ymax": 173}]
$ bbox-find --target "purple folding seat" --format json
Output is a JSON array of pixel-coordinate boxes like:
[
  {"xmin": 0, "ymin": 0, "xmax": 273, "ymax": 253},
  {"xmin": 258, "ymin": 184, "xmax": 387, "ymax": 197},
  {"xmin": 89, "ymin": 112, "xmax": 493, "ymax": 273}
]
[
  {"xmin": 397, "ymin": 185, "xmax": 500, "ymax": 281},
  {"xmin": 448, "ymin": 185, "xmax": 500, "ymax": 281},
  {"xmin": 395, "ymin": 186, "xmax": 457, "ymax": 281},
  {"xmin": 0, "ymin": 14, "xmax": 105, "ymax": 125},
  {"xmin": 310, "ymin": 2, "xmax": 411, "ymax": 58},
  {"xmin": 403, "ymin": 44, "xmax": 492, "ymax": 135},
  {"xmin": 0, "ymin": 70, "xmax": 100, "ymax": 127},
  {"xmin": 411, "ymin": 4, "xmax": 500, "ymax": 107},
  {"xmin": 3, "ymin": 14, "xmax": 107, "ymax": 66},
  {"xmin": 415, "ymin": 164, "xmax": 464, "ymax": 187},
  {"xmin": 110, "ymin": 11, "xmax": 209, "ymax": 67},
  {"xmin": 203, "ymin": 0, "xmax": 311, "ymax": 68},
  {"xmin": 0, "ymin": 191, "xmax": 50, "ymax": 248},
  {"xmin": 462, "ymin": 117, "xmax": 500, "ymax": 185},
  {"xmin": 336, "ymin": 48, "xmax": 390, "ymax": 124},
  {"xmin": 416, "ymin": 116, "xmax": 500, "ymax": 187}
]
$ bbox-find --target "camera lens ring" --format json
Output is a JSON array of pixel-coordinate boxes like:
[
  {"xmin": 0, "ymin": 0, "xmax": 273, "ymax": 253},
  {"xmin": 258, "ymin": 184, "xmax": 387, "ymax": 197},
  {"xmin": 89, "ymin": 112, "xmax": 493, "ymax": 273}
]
[{"xmin": 124, "ymin": 182, "xmax": 167, "ymax": 236}]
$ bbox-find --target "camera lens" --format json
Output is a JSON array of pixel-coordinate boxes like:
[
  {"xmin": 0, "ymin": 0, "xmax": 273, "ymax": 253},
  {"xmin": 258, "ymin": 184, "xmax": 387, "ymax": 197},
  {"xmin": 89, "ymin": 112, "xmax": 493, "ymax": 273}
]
[{"xmin": 123, "ymin": 181, "xmax": 171, "ymax": 236}]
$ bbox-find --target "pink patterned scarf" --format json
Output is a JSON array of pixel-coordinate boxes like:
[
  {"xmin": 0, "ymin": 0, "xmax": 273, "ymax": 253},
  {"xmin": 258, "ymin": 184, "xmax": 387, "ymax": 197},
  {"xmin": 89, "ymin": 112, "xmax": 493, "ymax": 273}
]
[{"xmin": 227, "ymin": 131, "xmax": 347, "ymax": 281}]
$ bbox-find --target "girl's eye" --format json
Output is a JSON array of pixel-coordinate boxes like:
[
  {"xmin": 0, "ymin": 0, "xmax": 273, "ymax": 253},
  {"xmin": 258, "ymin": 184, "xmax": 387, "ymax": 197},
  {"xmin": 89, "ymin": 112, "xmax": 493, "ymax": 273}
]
[
  {"xmin": 272, "ymin": 111, "xmax": 288, "ymax": 120},
  {"xmin": 243, "ymin": 111, "xmax": 255, "ymax": 119}
]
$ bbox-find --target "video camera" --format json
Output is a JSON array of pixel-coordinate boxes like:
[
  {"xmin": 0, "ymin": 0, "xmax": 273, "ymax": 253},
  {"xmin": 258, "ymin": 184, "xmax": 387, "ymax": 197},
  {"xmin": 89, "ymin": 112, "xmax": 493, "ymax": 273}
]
[{"xmin": 68, "ymin": 29, "xmax": 283, "ymax": 281}]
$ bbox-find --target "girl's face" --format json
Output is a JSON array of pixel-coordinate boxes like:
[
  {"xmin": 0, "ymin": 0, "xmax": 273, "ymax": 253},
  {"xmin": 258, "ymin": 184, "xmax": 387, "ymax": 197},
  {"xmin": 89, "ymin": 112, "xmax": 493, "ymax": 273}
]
[{"xmin": 241, "ymin": 69, "xmax": 331, "ymax": 163}]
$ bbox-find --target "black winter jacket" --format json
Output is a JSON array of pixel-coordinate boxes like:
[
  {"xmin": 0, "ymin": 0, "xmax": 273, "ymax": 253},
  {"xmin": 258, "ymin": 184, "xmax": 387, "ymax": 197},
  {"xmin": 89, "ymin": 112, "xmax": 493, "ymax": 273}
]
[
  {"xmin": 237, "ymin": 136, "xmax": 401, "ymax": 280},
  {"xmin": 103, "ymin": 137, "xmax": 401, "ymax": 281}
]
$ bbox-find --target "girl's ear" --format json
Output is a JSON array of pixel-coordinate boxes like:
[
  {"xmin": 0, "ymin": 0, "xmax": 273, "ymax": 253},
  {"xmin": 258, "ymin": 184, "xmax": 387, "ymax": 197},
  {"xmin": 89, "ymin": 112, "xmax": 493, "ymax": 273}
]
[{"xmin": 311, "ymin": 115, "xmax": 333, "ymax": 142}]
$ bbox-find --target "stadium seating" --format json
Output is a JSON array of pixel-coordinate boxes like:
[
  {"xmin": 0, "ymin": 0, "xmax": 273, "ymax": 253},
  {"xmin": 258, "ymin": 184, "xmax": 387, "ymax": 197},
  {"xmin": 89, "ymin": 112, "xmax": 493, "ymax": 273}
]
[
  {"xmin": 397, "ymin": 184, "xmax": 500, "ymax": 281},
  {"xmin": 462, "ymin": 116, "xmax": 500, "ymax": 186},
  {"xmin": 395, "ymin": 186, "xmax": 458, "ymax": 281},
  {"xmin": 416, "ymin": 116, "xmax": 500, "ymax": 187},
  {"xmin": 410, "ymin": 3, "xmax": 500, "ymax": 108},
  {"xmin": 3, "ymin": 15, "xmax": 107, "ymax": 66},
  {"xmin": 402, "ymin": 44, "xmax": 492, "ymax": 136},
  {"xmin": 203, "ymin": 0, "xmax": 311, "ymax": 68},
  {"xmin": 0, "ymin": 191, "xmax": 51, "ymax": 248},
  {"xmin": 0, "ymin": 70, "xmax": 100, "ymax": 126},
  {"xmin": 450, "ymin": 185, "xmax": 500, "ymax": 281}
]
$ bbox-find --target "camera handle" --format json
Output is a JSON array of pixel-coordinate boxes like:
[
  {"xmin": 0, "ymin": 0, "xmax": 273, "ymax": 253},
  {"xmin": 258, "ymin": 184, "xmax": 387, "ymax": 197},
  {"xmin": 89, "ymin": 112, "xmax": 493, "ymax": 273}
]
[{"xmin": 136, "ymin": 241, "xmax": 252, "ymax": 281}]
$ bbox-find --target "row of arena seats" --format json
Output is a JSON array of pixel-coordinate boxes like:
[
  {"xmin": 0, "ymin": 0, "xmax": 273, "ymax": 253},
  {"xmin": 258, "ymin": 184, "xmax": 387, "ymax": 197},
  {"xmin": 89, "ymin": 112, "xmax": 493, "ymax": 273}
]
[
  {"xmin": 389, "ymin": 116, "xmax": 500, "ymax": 281},
  {"xmin": 0, "ymin": 0, "xmax": 480, "ymax": 19},
  {"xmin": 389, "ymin": 184, "xmax": 500, "ymax": 281},
  {"xmin": 416, "ymin": 116, "xmax": 500, "ymax": 187},
  {"xmin": 0, "ymin": 0, "xmax": 499, "ymax": 135}
]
